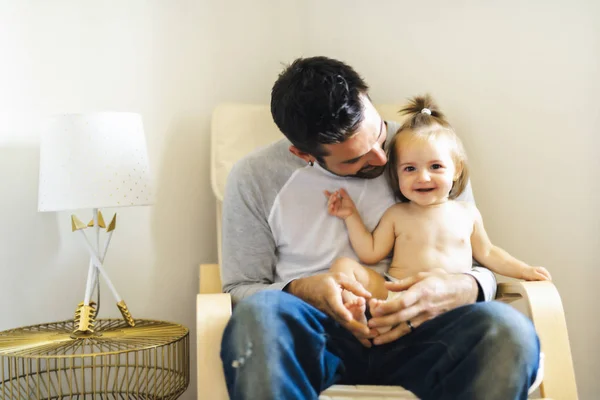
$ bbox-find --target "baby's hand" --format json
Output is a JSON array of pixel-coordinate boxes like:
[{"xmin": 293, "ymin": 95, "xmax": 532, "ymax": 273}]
[
  {"xmin": 521, "ymin": 266, "xmax": 552, "ymax": 281},
  {"xmin": 324, "ymin": 188, "xmax": 357, "ymax": 219}
]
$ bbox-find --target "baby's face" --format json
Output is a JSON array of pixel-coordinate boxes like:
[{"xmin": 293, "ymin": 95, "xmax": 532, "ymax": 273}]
[{"xmin": 395, "ymin": 136, "xmax": 458, "ymax": 206}]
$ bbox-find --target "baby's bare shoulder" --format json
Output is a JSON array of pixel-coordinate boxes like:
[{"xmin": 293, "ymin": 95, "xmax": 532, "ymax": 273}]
[
  {"xmin": 386, "ymin": 202, "xmax": 411, "ymax": 214},
  {"xmin": 380, "ymin": 202, "xmax": 411, "ymax": 221}
]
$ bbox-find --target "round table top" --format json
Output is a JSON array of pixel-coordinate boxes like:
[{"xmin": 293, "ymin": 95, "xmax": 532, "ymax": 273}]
[{"xmin": 0, "ymin": 319, "xmax": 188, "ymax": 358}]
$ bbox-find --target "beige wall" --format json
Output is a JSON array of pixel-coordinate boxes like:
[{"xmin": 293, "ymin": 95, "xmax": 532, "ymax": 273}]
[
  {"xmin": 303, "ymin": 0, "xmax": 599, "ymax": 398},
  {"xmin": 0, "ymin": 1, "xmax": 303, "ymax": 398},
  {"xmin": 1, "ymin": 0, "xmax": 598, "ymax": 398}
]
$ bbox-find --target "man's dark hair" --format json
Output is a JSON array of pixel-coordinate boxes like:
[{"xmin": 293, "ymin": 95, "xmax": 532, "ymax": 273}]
[{"xmin": 271, "ymin": 56, "xmax": 369, "ymax": 160}]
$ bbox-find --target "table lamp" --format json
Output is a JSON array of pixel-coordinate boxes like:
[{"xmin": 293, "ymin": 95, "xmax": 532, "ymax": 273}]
[
  {"xmin": 0, "ymin": 112, "xmax": 189, "ymax": 399},
  {"xmin": 38, "ymin": 111, "xmax": 153, "ymax": 336}
]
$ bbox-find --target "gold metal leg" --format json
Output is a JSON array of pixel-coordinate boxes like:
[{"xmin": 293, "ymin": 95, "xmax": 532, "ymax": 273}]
[{"xmin": 117, "ymin": 299, "xmax": 136, "ymax": 327}]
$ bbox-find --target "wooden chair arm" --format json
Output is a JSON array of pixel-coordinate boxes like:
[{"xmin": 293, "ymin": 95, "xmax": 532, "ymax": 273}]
[
  {"xmin": 497, "ymin": 281, "xmax": 577, "ymax": 399},
  {"xmin": 197, "ymin": 293, "xmax": 231, "ymax": 400},
  {"xmin": 200, "ymin": 263, "xmax": 223, "ymax": 294}
]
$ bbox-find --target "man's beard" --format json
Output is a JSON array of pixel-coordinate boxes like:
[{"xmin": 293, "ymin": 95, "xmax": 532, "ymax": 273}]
[
  {"xmin": 353, "ymin": 165, "xmax": 386, "ymax": 179},
  {"xmin": 317, "ymin": 162, "xmax": 386, "ymax": 179}
]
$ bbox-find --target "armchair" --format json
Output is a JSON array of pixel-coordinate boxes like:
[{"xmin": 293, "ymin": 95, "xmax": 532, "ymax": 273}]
[{"xmin": 197, "ymin": 104, "xmax": 578, "ymax": 399}]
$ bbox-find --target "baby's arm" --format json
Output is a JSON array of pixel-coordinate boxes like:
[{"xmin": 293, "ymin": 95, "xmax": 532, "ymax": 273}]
[
  {"xmin": 325, "ymin": 188, "xmax": 396, "ymax": 265},
  {"xmin": 469, "ymin": 205, "xmax": 551, "ymax": 281}
]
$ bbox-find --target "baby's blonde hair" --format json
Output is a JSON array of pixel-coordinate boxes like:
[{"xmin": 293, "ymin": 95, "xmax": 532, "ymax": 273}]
[{"xmin": 386, "ymin": 94, "xmax": 469, "ymax": 202}]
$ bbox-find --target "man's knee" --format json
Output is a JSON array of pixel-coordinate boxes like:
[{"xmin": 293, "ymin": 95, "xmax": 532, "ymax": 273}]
[
  {"xmin": 469, "ymin": 301, "xmax": 540, "ymax": 394},
  {"xmin": 220, "ymin": 290, "xmax": 330, "ymax": 399},
  {"xmin": 221, "ymin": 291, "xmax": 291, "ymax": 372},
  {"xmin": 475, "ymin": 301, "xmax": 539, "ymax": 357}
]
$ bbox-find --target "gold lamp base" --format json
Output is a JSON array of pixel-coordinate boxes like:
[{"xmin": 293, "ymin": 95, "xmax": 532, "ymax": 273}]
[
  {"xmin": 72, "ymin": 299, "xmax": 136, "ymax": 337},
  {"xmin": 0, "ymin": 319, "xmax": 189, "ymax": 399}
]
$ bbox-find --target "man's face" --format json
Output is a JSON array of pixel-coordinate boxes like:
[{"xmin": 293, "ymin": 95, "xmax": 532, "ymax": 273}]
[{"xmin": 319, "ymin": 97, "xmax": 388, "ymax": 179}]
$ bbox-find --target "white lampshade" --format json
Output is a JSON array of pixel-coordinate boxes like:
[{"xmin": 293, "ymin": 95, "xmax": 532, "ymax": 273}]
[{"xmin": 38, "ymin": 112, "xmax": 154, "ymax": 212}]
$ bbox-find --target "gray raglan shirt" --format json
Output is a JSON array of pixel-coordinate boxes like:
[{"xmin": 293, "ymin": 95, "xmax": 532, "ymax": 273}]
[{"xmin": 221, "ymin": 121, "xmax": 497, "ymax": 304}]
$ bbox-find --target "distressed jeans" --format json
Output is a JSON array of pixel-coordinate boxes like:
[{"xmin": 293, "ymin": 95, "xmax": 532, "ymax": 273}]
[{"xmin": 220, "ymin": 291, "xmax": 539, "ymax": 400}]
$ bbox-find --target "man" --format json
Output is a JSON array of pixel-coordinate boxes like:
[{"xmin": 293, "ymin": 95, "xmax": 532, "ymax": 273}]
[{"xmin": 220, "ymin": 56, "xmax": 539, "ymax": 399}]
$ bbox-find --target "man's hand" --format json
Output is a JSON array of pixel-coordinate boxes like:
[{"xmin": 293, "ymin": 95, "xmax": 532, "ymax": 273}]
[
  {"xmin": 367, "ymin": 269, "xmax": 478, "ymax": 345},
  {"xmin": 287, "ymin": 272, "xmax": 378, "ymax": 347}
]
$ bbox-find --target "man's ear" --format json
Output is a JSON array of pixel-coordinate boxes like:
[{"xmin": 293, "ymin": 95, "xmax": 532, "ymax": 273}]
[{"xmin": 289, "ymin": 145, "xmax": 314, "ymax": 164}]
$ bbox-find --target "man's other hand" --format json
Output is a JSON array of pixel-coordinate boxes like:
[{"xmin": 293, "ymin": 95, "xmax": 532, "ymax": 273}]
[
  {"xmin": 367, "ymin": 269, "xmax": 478, "ymax": 345},
  {"xmin": 287, "ymin": 273, "xmax": 378, "ymax": 347}
]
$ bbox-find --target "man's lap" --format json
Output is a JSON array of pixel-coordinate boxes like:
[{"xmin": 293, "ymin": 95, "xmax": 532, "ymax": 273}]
[{"xmin": 222, "ymin": 290, "xmax": 539, "ymax": 399}]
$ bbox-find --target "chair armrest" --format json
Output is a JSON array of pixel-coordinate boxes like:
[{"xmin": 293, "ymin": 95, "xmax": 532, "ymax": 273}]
[
  {"xmin": 200, "ymin": 263, "xmax": 223, "ymax": 294},
  {"xmin": 197, "ymin": 293, "xmax": 232, "ymax": 400},
  {"xmin": 497, "ymin": 281, "xmax": 578, "ymax": 400}
]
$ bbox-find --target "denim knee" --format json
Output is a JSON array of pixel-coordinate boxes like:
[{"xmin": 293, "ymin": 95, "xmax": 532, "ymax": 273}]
[
  {"xmin": 470, "ymin": 301, "xmax": 540, "ymax": 395},
  {"xmin": 220, "ymin": 292, "xmax": 287, "ymax": 396},
  {"xmin": 220, "ymin": 290, "xmax": 332, "ymax": 400},
  {"xmin": 477, "ymin": 301, "xmax": 539, "ymax": 360}
]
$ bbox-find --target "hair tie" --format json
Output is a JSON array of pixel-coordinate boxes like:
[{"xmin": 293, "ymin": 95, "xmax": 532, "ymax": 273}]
[{"xmin": 421, "ymin": 108, "xmax": 432, "ymax": 115}]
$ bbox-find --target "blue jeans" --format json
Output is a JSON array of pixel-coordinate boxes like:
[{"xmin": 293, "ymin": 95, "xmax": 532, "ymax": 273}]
[{"xmin": 220, "ymin": 291, "xmax": 539, "ymax": 400}]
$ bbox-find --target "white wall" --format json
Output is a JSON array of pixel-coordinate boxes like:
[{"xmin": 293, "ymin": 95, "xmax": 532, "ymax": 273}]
[
  {"xmin": 0, "ymin": 1, "xmax": 303, "ymax": 398},
  {"xmin": 303, "ymin": 0, "xmax": 599, "ymax": 398},
  {"xmin": 1, "ymin": 0, "xmax": 598, "ymax": 398}
]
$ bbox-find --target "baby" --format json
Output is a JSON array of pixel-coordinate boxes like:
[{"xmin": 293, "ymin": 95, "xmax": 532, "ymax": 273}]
[{"xmin": 326, "ymin": 94, "xmax": 551, "ymax": 326}]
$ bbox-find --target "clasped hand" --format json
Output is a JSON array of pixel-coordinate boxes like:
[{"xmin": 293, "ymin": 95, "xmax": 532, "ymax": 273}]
[{"xmin": 288, "ymin": 269, "xmax": 476, "ymax": 347}]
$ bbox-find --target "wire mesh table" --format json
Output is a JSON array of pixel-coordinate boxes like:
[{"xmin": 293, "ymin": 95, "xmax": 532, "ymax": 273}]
[{"xmin": 0, "ymin": 319, "xmax": 189, "ymax": 399}]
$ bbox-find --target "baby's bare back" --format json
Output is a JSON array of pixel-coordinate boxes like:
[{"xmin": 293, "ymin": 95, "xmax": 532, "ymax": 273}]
[{"xmin": 387, "ymin": 201, "xmax": 475, "ymax": 280}]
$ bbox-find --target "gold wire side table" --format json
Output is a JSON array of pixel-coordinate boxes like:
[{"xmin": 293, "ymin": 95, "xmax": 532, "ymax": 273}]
[{"xmin": 0, "ymin": 319, "xmax": 189, "ymax": 399}]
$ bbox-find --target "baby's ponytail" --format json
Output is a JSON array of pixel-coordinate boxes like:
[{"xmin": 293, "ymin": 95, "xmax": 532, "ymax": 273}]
[{"xmin": 399, "ymin": 94, "xmax": 451, "ymax": 130}]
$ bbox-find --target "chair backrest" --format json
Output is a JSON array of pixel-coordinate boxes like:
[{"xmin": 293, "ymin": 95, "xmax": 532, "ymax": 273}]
[{"xmin": 211, "ymin": 103, "xmax": 404, "ymax": 264}]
